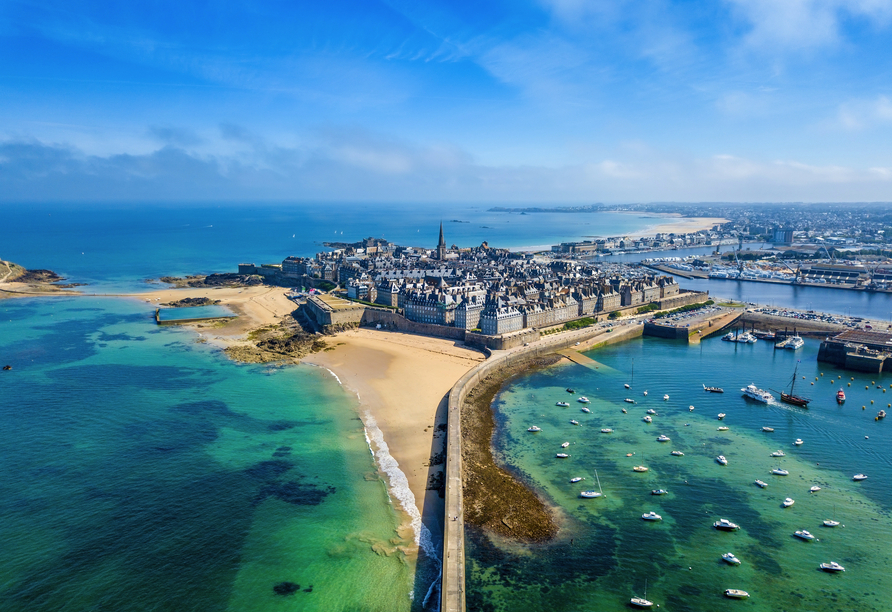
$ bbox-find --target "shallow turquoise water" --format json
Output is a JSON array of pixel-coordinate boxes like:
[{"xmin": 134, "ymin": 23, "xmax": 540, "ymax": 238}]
[
  {"xmin": 467, "ymin": 336, "xmax": 892, "ymax": 612},
  {"xmin": 0, "ymin": 297, "xmax": 413, "ymax": 611}
]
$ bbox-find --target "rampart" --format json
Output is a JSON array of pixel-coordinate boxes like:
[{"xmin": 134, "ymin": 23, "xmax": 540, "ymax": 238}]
[
  {"xmin": 359, "ymin": 309, "xmax": 466, "ymax": 340},
  {"xmin": 441, "ymin": 322, "xmax": 643, "ymax": 612}
]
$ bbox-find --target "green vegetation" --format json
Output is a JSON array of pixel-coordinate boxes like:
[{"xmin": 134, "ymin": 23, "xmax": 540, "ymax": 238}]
[
  {"xmin": 344, "ymin": 297, "xmax": 398, "ymax": 310},
  {"xmin": 608, "ymin": 311, "xmax": 620, "ymax": 320},
  {"xmin": 315, "ymin": 280, "xmax": 337, "ymax": 291},
  {"xmin": 563, "ymin": 317, "xmax": 595, "ymax": 331},
  {"xmin": 653, "ymin": 300, "xmax": 714, "ymax": 319},
  {"xmin": 636, "ymin": 303, "xmax": 660, "ymax": 315}
]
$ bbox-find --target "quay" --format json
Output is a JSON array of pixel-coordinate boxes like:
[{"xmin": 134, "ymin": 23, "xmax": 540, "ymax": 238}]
[{"xmin": 643, "ymin": 308, "xmax": 741, "ymax": 343}]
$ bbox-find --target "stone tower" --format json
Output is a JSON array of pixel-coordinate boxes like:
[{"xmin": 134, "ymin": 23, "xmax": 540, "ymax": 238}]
[{"xmin": 437, "ymin": 221, "xmax": 447, "ymax": 260}]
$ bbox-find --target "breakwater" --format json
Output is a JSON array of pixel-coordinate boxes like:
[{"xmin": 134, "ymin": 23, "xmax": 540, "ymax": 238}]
[{"xmin": 441, "ymin": 322, "xmax": 643, "ymax": 612}]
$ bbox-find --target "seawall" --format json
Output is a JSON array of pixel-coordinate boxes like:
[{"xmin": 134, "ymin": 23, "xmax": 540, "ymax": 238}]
[{"xmin": 441, "ymin": 322, "xmax": 643, "ymax": 612}]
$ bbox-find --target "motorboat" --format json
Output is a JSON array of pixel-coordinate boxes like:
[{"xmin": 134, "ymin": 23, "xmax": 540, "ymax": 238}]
[
  {"xmin": 556, "ymin": 401, "xmax": 570, "ymax": 407},
  {"xmin": 651, "ymin": 489, "xmax": 667, "ymax": 495},
  {"xmin": 581, "ymin": 406, "xmax": 591, "ymax": 413},
  {"xmin": 566, "ymin": 388, "xmax": 575, "ymax": 394},
  {"xmin": 754, "ymin": 480, "xmax": 768, "ymax": 488},
  {"xmin": 772, "ymin": 468, "xmax": 789, "ymax": 476},
  {"xmin": 722, "ymin": 332, "xmax": 736, "ymax": 341},
  {"xmin": 794, "ymin": 530, "xmax": 815, "ymax": 540},
  {"xmin": 624, "ymin": 398, "xmax": 636, "ymax": 404},
  {"xmin": 762, "ymin": 426, "xmax": 774, "ymax": 432},
  {"xmin": 783, "ymin": 498, "xmax": 795, "ymax": 507},
  {"xmin": 579, "ymin": 490, "xmax": 602, "ymax": 498},
  {"xmin": 633, "ymin": 465, "xmax": 649, "ymax": 472},
  {"xmin": 823, "ymin": 519, "xmax": 840, "ymax": 527},
  {"xmin": 527, "ymin": 426, "xmax": 541, "ymax": 432},
  {"xmin": 714, "ymin": 518, "xmax": 740, "ymax": 531},
  {"xmin": 717, "ymin": 413, "xmax": 726, "ymax": 420},
  {"xmin": 878, "ymin": 410, "xmax": 887, "ymax": 419},
  {"xmin": 724, "ymin": 589, "xmax": 750, "ymax": 599},
  {"xmin": 622, "ymin": 408, "xmax": 628, "ymax": 413},
  {"xmin": 601, "ymin": 428, "xmax": 613, "ymax": 433},
  {"xmin": 785, "ymin": 336, "xmax": 804, "ymax": 350},
  {"xmin": 810, "ymin": 486, "xmax": 821, "ymax": 492},
  {"xmin": 570, "ymin": 419, "xmax": 580, "ymax": 426},
  {"xmin": 703, "ymin": 384, "xmax": 724, "ymax": 393},
  {"xmin": 670, "ymin": 450, "xmax": 684, "ymax": 456},
  {"xmin": 643, "ymin": 416, "xmax": 653, "ymax": 423},
  {"xmin": 663, "ymin": 394, "xmax": 670, "ymax": 400},
  {"xmin": 561, "ymin": 442, "xmax": 570, "ymax": 448},
  {"xmin": 577, "ymin": 396, "xmax": 590, "ymax": 403},
  {"xmin": 793, "ymin": 439, "xmax": 803, "ymax": 446},
  {"xmin": 689, "ymin": 405, "xmax": 695, "ymax": 411},
  {"xmin": 836, "ymin": 389, "xmax": 846, "ymax": 404},
  {"xmin": 624, "ymin": 383, "xmax": 631, "ymax": 389},
  {"xmin": 642, "ymin": 511, "xmax": 662, "ymax": 521},
  {"xmin": 770, "ymin": 450, "xmax": 785, "ymax": 457},
  {"xmin": 643, "ymin": 390, "xmax": 648, "ymax": 396},
  {"xmin": 646, "ymin": 409, "xmax": 657, "ymax": 415},
  {"xmin": 556, "ymin": 453, "xmax": 569, "ymax": 458},
  {"xmin": 741, "ymin": 384, "xmax": 772, "ymax": 403},
  {"xmin": 853, "ymin": 473, "xmax": 868, "ymax": 481},
  {"xmin": 722, "ymin": 552, "xmax": 741, "ymax": 565},
  {"xmin": 716, "ymin": 455, "xmax": 728, "ymax": 465},
  {"xmin": 570, "ymin": 477, "xmax": 584, "ymax": 483},
  {"xmin": 657, "ymin": 434, "xmax": 670, "ymax": 442},
  {"xmin": 717, "ymin": 426, "xmax": 729, "ymax": 431},
  {"xmin": 820, "ymin": 561, "xmax": 845, "ymax": 572}
]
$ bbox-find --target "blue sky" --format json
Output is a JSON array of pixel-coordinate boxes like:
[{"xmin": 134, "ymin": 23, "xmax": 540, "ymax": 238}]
[{"xmin": 2, "ymin": 0, "xmax": 892, "ymax": 203}]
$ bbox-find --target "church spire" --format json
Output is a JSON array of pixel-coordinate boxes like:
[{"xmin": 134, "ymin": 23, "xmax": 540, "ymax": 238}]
[{"xmin": 437, "ymin": 221, "xmax": 446, "ymax": 260}]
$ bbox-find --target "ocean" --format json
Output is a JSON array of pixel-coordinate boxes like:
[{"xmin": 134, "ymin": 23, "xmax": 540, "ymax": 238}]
[{"xmin": 467, "ymin": 336, "xmax": 892, "ymax": 612}]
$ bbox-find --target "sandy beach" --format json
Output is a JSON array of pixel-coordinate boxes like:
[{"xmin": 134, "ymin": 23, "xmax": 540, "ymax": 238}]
[
  {"xmin": 303, "ymin": 329, "xmax": 484, "ymax": 545},
  {"xmin": 623, "ymin": 212, "xmax": 728, "ymax": 238}
]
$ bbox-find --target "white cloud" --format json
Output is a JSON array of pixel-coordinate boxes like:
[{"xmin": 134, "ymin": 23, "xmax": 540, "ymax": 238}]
[
  {"xmin": 836, "ymin": 95, "xmax": 892, "ymax": 129},
  {"xmin": 726, "ymin": 0, "xmax": 892, "ymax": 50}
]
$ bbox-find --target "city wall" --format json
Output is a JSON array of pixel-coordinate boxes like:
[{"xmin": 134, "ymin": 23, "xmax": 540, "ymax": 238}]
[
  {"xmin": 441, "ymin": 322, "xmax": 643, "ymax": 612},
  {"xmin": 359, "ymin": 309, "xmax": 466, "ymax": 341}
]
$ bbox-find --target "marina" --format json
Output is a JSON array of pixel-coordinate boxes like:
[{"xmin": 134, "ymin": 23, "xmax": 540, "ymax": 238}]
[{"xmin": 468, "ymin": 331, "xmax": 892, "ymax": 612}]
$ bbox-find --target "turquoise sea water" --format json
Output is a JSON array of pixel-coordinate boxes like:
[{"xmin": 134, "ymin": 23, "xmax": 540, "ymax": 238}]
[
  {"xmin": 468, "ymin": 336, "xmax": 892, "ymax": 612},
  {"xmin": 0, "ymin": 297, "xmax": 413, "ymax": 611}
]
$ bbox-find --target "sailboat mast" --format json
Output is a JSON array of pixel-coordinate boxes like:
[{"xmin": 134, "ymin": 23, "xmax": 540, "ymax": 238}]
[
  {"xmin": 790, "ymin": 361, "xmax": 799, "ymax": 394},
  {"xmin": 595, "ymin": 469, "xmax": 603, "ymax": 495}
]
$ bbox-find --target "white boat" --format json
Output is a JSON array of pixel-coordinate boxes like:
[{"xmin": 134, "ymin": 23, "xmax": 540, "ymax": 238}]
[
  {"xmin": 630, "ymin": 579, "xmax": 654, "ymax": 608},
  {"xmin": 716, "ymin": 455, "xmax": 728, "ymax": 465},
  {"xmin": 642, "ymin": 511, "xmax": 662, "ymax": 521},
  {"xmin": 643, "ymin": 415, "xmax": 652, "ymax": 423},
  {"xmin": 651, "ymin": 489, "xmax": 667, "ymax": 495},
  {"xmin": 823, "ymin": 519, "xmax": 840, "ymax": 527},
  {"xmin": 527, "ymin": 426, "xmax": 541, "ymax": 432},
  {"xmin": 754, "ymin": 479, "xmax": 768, "ymax": 488},
  {"xmin": 722, "ymin": 332, "xmax": 736, "ymax": 341},
  {"xmin": 570, "ymin": 477, "xmax": 584, "ymax": 483},
  {"xmin": 657, "ymin": 434, "xmax": 670, "ymax": 442},
  {"xmin": 663, "ymin": 394, "xmax": 669, "ymax": 400},
  {"xmin": 671, "ymin": 450, "xmax": 684, "ymax": 456},
  {"xmin": 794, "ymin": 530, "xmax": 815, "ymax": 540},
  {"xmin": 556, "ymin": 401, "xmax": 569, "ymax": 407},
  {"xmin": 633, "ymin": 465, "xmax": 649, "ymax": 472},
  {"xmin": 646, "ymin": 409, "xmax": 657, "ymax": 415},
  {"xmin": 689, "ymin": 405, "xmax": 695, "ymax": 411},
  {"xmin": 580, "ymin": 490, "xmax": 602, "ymax": 498},
  {"xmin": 643, "ymin": 390, "xmax": 648, "ymax": 396},
  {"xmin": 772, "ymin": 468, "xmax": 789, "ymax": 476},
  {"xmin": 741, "ymin": 384, "xmax": 772, "ymax": 403},
  {"xmin": 770, "ymin": 450, "xmax": 785, "ymax": 457},
  {"xmin": 561, "ymin": 442, "xmax": 570, "ymax": 448},
  {"xmin": 793, "ymin": 438, "xmax": 803, "ymax": 446},
  {"xmin": 853, "ymin": 473, "xmax": 868, "ymax": 481},
  {"xmin": 785, "ymin": 336, "xmax": 805, "ymax": 350},
  {"xmin": 717, "ymin": 413, "xmax": 726, "ymax": 420},
  {"xmin": 625, "ymin": 383, "xmax": 631, "ymax": 389},
  {"xmin": 581, "ymin": 406, "xmax": 591, "ymax": 413},
  {"xmin": 724, "ymin": 589, "xmax": 750, "ymax": 599},
  {"xmin": 577, "ymin": 396, "xmax": 590, "ymax": 403},
  {"xmin": 714, "ymin": 518, "xmax": 740, "ymax": 531},
  {"xmin": 600, "ymin": 428, "xmax": 613, "ymax": 433},
  {"xmin": 621, "ymin": 408, "xmax": 628, "ymax": 413},
  {"xmin": 820, "ymin": 561, "xmax": 845, "ymax": 572},
  {"xmin": 783, "ymin": 497, "xmax": 795, "ymax": 507},
  {"xmin": 570, "ymin": 419, "xmax": 580, "ymax": 426},
  {"xmin": 722, "ymin": 552, "xmax": 741, "ymax": 565},
  {"xmin": 762, "ymin": 426, "xmax": 774, "ymax": 432},
  {"xmin": 810, "ymin": 486, "xmax": 821, "ymax": 492},
  {"xmin": 717, "ymin": 426, "xmax": 729, "ymax": 431},
  {"xmin": 624, "ymin": 398, "xmax": 636, "ymax": 404},
  {"xmin": 556, "ymin": 453, "xmax": 569, "ymax": 458}
]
